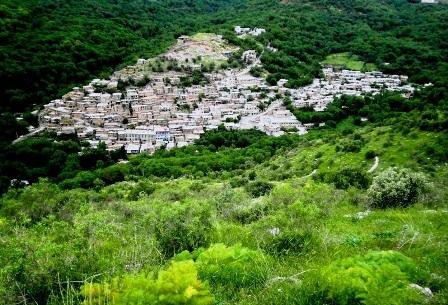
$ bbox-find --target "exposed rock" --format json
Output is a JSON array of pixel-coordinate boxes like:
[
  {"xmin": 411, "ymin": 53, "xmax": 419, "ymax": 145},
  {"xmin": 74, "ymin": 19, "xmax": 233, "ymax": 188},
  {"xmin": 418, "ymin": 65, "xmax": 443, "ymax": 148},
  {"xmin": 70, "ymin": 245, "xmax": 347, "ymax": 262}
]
[
  {"xmin": 409, "ymin": 283, "xmax": 433, "ymax": 298},
  {"xmin": 268, "ymin": 227, "xmax": 281, "ymax": 236}
]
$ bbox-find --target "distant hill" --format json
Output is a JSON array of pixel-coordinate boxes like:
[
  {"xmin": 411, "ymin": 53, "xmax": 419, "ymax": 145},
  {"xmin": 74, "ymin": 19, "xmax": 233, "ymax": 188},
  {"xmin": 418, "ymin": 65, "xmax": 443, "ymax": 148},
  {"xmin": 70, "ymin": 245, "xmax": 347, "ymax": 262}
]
[{"xmin": 1, "ymin": 0, "xmax": 447, "ymax": 117}]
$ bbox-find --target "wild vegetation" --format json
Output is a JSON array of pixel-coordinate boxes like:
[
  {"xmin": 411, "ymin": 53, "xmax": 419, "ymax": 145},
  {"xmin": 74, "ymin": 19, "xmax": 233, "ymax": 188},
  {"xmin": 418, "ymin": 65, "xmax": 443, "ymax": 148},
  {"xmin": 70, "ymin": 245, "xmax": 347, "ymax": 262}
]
[
  {"xmin": 1, "ymin": 102, "xmax": 447, "ymax": 304},
  {"xmin": 0, "ymin": 0, "xmax": 447, "ymax": 304},
  {"xmin": 1, "ymin": 0, "xmax": 447, "ymax": 136},
  {"xmin": 1, "ymin": 0, "xmax": 447, "ymax": 187}
]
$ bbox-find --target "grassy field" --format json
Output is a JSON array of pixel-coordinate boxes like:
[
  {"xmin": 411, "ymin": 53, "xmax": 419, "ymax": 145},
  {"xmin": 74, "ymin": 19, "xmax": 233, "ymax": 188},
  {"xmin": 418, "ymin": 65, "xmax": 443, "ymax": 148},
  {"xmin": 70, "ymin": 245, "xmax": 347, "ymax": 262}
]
[
  {"xmin": 252, "ymin": 117, "xmax": 444, "ymax": 183},
  {"xmin": 322, "ymin": 52, "xmax": 378, "ymax": 71}
]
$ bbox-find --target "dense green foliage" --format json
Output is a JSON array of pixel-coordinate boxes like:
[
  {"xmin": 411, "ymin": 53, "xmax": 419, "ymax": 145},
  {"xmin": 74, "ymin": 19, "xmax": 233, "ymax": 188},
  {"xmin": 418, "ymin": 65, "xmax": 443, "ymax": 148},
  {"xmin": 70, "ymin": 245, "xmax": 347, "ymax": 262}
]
[
  {"xmin": 195, "ymin": 244, "xmax": 268, "ymax": 288},
  {"xmin": 1, "ymin": 109, "xmax": 447, "ymax": 304},
  {"xmin": 0, "ymin": 133, "xmax": 126, "ymax": 193},
  {"xmin": 284, "ymin": 88, "xmax": 448, "ymax": 129},
  {"xmin": 153, "ymin": 200, "xmax": 212, "ymax": 257},
  {"xmin": 58, "ymin": 129, "xmax": 298, "ymax": 191},
  {"xmin": 367, "ymin": 167, "xmax": 429, "ymax": 208},
  {"xmin": 319, "ymin": 251, "xmax": 425, "ymax": 305},
  {"xmin": 80, "ymin": 260, "xmax": 214, "ymax": 305},
  {"xmin": 1, "ymin": 0, "xmax": 448, "ymax": 304},
  {"xmin": 315, "ymin": 166, "xmax": 371, "ymax": 190}
]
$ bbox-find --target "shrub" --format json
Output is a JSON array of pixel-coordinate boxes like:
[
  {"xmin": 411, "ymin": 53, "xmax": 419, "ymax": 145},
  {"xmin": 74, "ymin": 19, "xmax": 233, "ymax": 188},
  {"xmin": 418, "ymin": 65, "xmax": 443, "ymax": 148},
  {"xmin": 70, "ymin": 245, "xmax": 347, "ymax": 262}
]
[
  {"xmin": 195, "ymin": 244, "xmax": 268, "ymax": 288},
  {"xmin": 248, "ymin": 171, "xmax": 257, "ymax": 180},
  {"xmin": 153, "ymin": 201, "xmax": 211, "ymax": 257},
  {"xmin": 246, "ymin": 180, "xmax": 274, "ymax": 197},
  {"xmin": 0, "ymin": 180, "xmax": 60, "ymax": 223},
  {"xmin": 268, "ymin": 184, "xmax": 299, "ymax": 206},
  {"xmin": 367, "ymin": 167, "xmax": 428, "ymax": 208},
  {"xmin": 227, "ymin": 201, "xmax": 267, "ymax": 224},
  {"xmin": 80, "ymin": 260, "xmax": 214, "ymax": 305},
  {"xmin": 128, "ymin": 180, "xmax": 156, "ymax": 200},
  {"xmin": 319, "ymin": 251, "xmax": 426, "ymax": 305},
  {"xmin": 315, "ymin": 167, "xmax": 371, "ymax": 190},
  {"xmin": 229, "ymin": 176, "xmax": 248, "ymax": 188},
  {"xmin": 265, "ymin": 230, "xmax": 313, "ymax": 255},
  {"xmin": 189, "ymin": 181, "xmax": 205, "ymax": 192},
  {"xmin": 212, "ymin": 185, "xmax": 266, "ymax": 224},
  {"xmin": 365, "ymin": 150, "xmax": 376, "ymax": 160},
  {"xmin": 331, "ymin": 167, "xmax": 371, "ymax": 190},
  {"xmin": 336, "ymin": 139, "xmax": 363, "ymax": 153}
]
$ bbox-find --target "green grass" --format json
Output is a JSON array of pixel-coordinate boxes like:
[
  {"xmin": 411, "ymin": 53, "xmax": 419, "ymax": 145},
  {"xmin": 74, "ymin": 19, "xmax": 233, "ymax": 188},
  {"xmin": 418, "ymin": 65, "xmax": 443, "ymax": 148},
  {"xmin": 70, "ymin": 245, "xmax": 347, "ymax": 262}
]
[
  {"xmin": 255, "ymin": 118, "xmax": 445, "ymax": 182},
  {"xmin": 322, "ymin": 52, "xmax": 378, "ymax": 71},
  {"xmin": 190, "ymin": 32, "xmax": 217, "ymax": 41},
  {"xmin": 1, "ymin": 118, "xmax": 447, "ymax": 304}
]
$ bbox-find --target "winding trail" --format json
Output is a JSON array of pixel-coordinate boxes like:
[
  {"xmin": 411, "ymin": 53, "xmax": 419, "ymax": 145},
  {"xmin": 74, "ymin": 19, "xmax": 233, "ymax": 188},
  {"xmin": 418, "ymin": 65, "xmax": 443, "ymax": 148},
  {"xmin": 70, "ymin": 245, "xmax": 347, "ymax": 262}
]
[
  {"xmin": 301, "ymin": 169, "xmax": 317, "ymax": 179},
  {"xmin": 12, "ymin": 127, "xmax": 44, "ymax": 144},
  {"xmin": 367, "ymin": 156, "xmax": 379, "ymax": 173}
]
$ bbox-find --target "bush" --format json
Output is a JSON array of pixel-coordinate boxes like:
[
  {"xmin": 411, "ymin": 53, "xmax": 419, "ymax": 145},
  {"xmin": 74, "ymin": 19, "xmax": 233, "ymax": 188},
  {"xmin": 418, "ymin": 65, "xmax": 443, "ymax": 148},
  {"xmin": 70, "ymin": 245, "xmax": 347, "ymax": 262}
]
[
  {"xmin": 195, "ymin": 244, "xmax": 268, "ymax": 288},
  {"xmin": 229, "ymin": 176, "xmax": 248, "ymax": 188},
  {"xmin": 0, "ymin": 180, "xmax": 60, "ymax": 223},
  {"xmin": 227, "ymin": 201, "xmax": 267, "ymax": 224},
  {"xmin": 315, "ymin": 167, "xmax": 371, "ymax": 190},
  {"xmin": 319, "ymin": 251, "xmax": 426, "ymax": 305},
  {"xmin": 153, "ymin": 201, "xmax": 211, "ymax": 257},
  {"xmin": 330, "ymin": 167, "xmax": 371, "ymax": 190},
  {"xmin": 268, "ymin": 184, "xmax": 299, "ymax": 206},
  {"xmin": 365, "ymin": 150, "xmax": 376, "ymax": 160},
  {"xmin": 128, "ymin": 180, "xmax": 156, "ymax": 200},
  {"xmin": 246, "ymin": 180, "xmax": 274, "ymax": 197},
  {"xmin": 367, "ymin": 167, "xmax": 428, "ymax": 208},
  {"xmin": 80, "ymin": 260, "xmax": 214, "ymax": 305},
  {"xmin": 266, "ymin": 230, "xmax": 313, "ymax": 255},
  {"xmin": 336, "ymin": 139, "xmax": 363, "ymax": 153}
]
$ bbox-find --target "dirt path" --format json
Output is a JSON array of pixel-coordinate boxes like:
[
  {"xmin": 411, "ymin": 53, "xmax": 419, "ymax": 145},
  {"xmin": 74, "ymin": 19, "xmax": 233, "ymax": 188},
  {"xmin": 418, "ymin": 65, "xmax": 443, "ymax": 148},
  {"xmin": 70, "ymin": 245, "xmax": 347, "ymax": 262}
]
[
  {"xmin": 301, "ymin": 169, "xmax": 317, "ymax": 179},
  {"xmin": 367, "ymin": 156, "xmax": 379, "ymax": 173},
  {"xmin": 12, "ymin": 127, "xmax": 44, "ymax": 144}
]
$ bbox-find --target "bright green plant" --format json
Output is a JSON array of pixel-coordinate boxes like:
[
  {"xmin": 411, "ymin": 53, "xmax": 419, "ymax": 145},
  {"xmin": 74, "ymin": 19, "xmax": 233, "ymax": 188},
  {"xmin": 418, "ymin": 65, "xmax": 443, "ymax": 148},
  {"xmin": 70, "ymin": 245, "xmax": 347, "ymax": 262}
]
[
  {"xmin": 195, "ymin": 243, "xmax": 268, "ymax": 288},
  {"xmin": 320, "ymin": 250, "xmax": 426, "ymax": 305},
  {"xmin": 268, "ymin": 183, "xmax": 300, "ymax": 206},
  {"xmin": 80, "ymin": 260, "xmax": 214, "ymax": 305},
  {"xmin": 152, "ymin": 200, "xmax": 211, "ymax": 257},
  {"xmin": 317, "ymin": 167, "xmax": 371, "ymax": 190}
]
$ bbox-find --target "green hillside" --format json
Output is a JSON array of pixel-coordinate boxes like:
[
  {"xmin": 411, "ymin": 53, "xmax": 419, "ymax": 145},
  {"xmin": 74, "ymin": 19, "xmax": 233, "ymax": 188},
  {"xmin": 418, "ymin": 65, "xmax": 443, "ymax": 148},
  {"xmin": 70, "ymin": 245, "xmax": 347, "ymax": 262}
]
[
  {"xmin": 1, "ymin": 0, "xmax": 448, "ymax": 139},
  {"xmin": 1, "ymin": 100, "xmax": 447, "ymax": 304},
  {"xmin": 0, "ymin": 0, "xmax": 447, "ymax": 304}
]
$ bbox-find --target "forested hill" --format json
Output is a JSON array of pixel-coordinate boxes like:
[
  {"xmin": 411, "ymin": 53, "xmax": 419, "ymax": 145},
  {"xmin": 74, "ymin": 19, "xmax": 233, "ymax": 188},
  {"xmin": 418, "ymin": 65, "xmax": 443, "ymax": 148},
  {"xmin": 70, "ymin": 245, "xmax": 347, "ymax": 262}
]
[
  {"xmin": 0, "ymin": 0, "xmax": 239, "ymax": 114},
  {"xmin": 1, "ymin": 0, "xmax": 447, "ymax": 118},
  {"xmin": 1, "ymin": 0, "xmax": 447, "ymax": 191},
  {"xmin": 0, "ymin": 1, "xmax": 448, "ymax": 305}
]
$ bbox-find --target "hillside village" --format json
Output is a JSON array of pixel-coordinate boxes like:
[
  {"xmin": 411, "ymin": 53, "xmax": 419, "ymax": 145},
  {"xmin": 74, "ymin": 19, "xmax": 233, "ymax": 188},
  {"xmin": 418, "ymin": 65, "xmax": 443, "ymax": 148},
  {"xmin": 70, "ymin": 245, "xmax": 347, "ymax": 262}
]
[{"xmin": 36, "ymin": 30, "xmax": 414, "ymax": 154}]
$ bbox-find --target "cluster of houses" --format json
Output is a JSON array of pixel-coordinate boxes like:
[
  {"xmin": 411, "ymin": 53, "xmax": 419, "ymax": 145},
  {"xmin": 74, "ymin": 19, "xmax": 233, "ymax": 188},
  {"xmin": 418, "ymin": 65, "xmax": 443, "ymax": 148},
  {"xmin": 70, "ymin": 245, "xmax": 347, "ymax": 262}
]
[
  {"xmin": 36, "ymin": 32, "xmax": 414, "ymax": 154},
  {"xmin": 38, "ymin": 37, "xmax": 306, "ymax": 153},
  {"xmin": 286, "ymin": 68, "xmax": 414, "ymax": 111},
  {"xmin": 234, "ymin": 26, "xmax": 266, "ymax": 37}
]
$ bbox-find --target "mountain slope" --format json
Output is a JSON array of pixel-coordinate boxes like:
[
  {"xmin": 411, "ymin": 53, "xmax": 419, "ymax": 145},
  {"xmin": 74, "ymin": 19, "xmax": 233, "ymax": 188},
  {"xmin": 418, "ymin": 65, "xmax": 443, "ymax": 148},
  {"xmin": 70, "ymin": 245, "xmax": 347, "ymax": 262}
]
[{"xmin": 0, "ymin": 112, "xmax": 447, "ymax": 304}]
